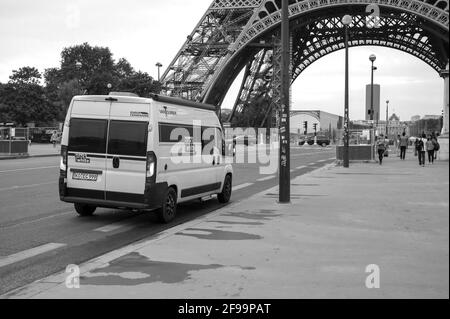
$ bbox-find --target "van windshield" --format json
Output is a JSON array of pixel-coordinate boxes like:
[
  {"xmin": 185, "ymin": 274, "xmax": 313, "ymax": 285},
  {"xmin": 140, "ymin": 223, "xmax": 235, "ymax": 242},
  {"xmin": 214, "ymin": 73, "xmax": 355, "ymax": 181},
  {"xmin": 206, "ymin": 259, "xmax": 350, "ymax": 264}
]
[{"xmin": 69, "ymin": 118, "xmax": 107, "ymax": 154}]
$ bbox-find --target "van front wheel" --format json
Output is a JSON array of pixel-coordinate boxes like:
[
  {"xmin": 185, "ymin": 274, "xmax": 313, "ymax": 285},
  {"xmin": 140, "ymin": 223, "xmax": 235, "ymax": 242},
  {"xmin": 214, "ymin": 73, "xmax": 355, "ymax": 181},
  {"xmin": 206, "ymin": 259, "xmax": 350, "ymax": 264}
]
[
  {"xmin": 74, "ymin": 203, "xmax": 96, "ymax": 217},
  {"xmin": 156, "ymin": 188, "xmax": 177, "ymax": 223},
  {"xmin": 218, "ymin": 175, "xmax": 232, "ymax": 204}
]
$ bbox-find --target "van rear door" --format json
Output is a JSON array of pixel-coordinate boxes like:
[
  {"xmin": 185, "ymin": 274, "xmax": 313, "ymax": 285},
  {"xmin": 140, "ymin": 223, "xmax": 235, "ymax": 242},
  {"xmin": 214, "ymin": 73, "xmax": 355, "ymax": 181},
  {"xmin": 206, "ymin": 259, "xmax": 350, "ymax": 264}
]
[
  {"xmin": 105, "ymin": 102, "xmax": 150, "ymax": 203},
  {"xmin": 67, "ymin": 116, "xmax": 108, "ymax": 200}
]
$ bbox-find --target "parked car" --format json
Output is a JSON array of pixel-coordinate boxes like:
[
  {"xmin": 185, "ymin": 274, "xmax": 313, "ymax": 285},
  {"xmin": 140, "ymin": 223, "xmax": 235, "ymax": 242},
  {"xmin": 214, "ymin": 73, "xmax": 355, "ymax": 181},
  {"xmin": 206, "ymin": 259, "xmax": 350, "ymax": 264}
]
[{"xmin": 301, "ymin": 136, "xmax": 331, "ymax": 147}]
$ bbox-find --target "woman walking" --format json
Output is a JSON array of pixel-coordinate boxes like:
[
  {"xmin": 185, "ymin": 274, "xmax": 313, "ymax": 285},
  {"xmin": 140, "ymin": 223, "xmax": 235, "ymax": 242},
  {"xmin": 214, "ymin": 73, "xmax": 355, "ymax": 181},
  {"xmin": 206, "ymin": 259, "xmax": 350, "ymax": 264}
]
[{"xmin": 426, "ymin": 137, "xmax": 435, "ymax": 164}]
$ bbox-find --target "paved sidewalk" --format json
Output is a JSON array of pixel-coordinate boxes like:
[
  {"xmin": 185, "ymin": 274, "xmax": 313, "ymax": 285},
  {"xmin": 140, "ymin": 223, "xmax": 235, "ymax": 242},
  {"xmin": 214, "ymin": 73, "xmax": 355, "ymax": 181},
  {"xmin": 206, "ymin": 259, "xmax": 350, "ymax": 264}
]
[
  {"xmin": 0, "ymin": 143, "xmax": 60, "ymax": 160},
  {"xmin": 4, "ymin": 157, "xmax": 449, "ymax": 299}
]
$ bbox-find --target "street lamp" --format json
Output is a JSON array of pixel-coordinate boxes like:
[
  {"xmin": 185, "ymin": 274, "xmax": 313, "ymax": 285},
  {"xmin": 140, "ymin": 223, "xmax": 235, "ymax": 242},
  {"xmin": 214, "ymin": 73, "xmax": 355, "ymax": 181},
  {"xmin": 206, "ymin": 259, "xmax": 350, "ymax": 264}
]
[
  {"xmin": 342, "ymin": 15, "xmax": 352, "ymax": 168},
  {"xmin": 386, "ymin": 100, "xmax": 390, "ymax": 138},
  {"xmin": 369, "ymin": 54, "xmax": 377, "ymax": 145},
  {"xmin": 155, "ymin": 62, "xmax": 163, "ymax": 82}
]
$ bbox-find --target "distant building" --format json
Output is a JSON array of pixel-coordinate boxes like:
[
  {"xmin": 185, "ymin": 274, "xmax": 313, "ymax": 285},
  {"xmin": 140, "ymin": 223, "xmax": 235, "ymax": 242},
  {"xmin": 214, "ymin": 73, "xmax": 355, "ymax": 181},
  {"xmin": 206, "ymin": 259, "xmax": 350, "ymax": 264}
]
[
  {"xmin": 411, "ymin": 115, "xmax": 421, "ymax": 122},
  {"xmin": 423, "ymin": 115, "xmax": 442, "ymax": 120},
  {"xmin": 365, "ymin": 84, "xmax": 381, "ymax": 121}
]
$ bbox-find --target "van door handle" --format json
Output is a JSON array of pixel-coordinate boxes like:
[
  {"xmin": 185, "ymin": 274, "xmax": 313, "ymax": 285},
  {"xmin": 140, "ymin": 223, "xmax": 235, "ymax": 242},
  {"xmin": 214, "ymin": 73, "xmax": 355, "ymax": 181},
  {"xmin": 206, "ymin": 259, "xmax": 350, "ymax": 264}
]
[{"xmin": 113, "ymin": 157, "xmax": 120, "ymax": 169}]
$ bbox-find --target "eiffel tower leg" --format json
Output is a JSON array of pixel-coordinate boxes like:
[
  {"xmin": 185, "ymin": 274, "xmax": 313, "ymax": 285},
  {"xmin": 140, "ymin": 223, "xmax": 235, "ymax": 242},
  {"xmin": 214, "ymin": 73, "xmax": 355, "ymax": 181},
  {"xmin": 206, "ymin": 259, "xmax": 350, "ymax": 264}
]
[{"xmin": 439, "ymin": 62, "xmax": 449, "ymax": 160}]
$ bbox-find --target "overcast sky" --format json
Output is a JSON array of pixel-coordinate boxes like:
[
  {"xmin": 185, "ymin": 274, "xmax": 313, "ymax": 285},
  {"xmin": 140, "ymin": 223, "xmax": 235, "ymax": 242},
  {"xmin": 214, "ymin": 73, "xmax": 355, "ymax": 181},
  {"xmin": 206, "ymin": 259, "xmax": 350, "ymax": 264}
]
[{"xmin": 0, "ymin": 0, "xmax": 445, "ymax": 121}]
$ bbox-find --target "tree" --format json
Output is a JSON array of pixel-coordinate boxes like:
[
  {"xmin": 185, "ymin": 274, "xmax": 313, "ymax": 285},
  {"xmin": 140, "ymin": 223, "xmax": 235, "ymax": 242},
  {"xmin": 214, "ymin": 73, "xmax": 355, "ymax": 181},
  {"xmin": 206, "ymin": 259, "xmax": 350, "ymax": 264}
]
[
  {"xmin": 9, "ymin": 67, "xmax": 41, "ymax": 86},
  {"xmin": 116, "ymin": 71, "xmax": 160, "ymax": 97},
  {"xmin": 0, "ymin": 66, "xmax": 59, "ymax": 126}
]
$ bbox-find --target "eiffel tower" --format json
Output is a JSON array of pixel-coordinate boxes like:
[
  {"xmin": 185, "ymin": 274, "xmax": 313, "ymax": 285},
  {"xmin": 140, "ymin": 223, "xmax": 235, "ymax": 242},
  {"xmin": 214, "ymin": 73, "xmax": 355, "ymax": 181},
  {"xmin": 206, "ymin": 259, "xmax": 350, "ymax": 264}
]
[{"xmin": 161, "ymin": 0, "xmax": 449, "ymax": 128}]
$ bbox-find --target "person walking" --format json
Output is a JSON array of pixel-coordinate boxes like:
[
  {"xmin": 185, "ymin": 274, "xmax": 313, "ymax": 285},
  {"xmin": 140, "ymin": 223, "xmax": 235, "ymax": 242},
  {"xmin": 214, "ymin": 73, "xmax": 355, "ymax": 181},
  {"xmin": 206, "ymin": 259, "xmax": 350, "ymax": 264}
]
[
  {"xmin": 426, "ymin": 137, "xmax": 435, "ymax": 164},
  {"xmin": 431, "ymin": 133, "xmax": 440, "ymax": 160},
  {"xmin": 376, "ymin": 134, "xmax": 387, "ymax": 165},
  {"xmin": 50, "ymin": 131, "xmax": 58, "ymax": 148},
  {"xmin": 416, "ymin": 134, "xmax": 427, "ymax": 167},
  {"xmin": 399, "ymin": 132, "xmax": 409, "ymax": 160}
]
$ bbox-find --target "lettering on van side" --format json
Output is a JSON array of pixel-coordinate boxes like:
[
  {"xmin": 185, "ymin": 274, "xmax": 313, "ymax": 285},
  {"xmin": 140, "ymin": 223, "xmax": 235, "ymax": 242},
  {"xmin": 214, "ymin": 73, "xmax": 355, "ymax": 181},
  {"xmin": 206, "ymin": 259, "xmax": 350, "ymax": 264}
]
[
  {"xmin": 130, "ymin": 111, "xmax": 149, "ymax": 118},
  {"xmin": 75, "ymin": 153, "xmax": 91, "ymax": 164},
  {"xmin": 160, "ymin": 106, "xmax": 177, "ymax": 118}
]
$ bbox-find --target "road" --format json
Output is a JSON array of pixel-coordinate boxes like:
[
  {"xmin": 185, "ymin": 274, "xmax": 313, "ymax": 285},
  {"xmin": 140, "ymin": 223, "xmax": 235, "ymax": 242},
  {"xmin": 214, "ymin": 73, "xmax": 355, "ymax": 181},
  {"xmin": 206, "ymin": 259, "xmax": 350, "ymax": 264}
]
[{"xmin": 0, "ymin": 146, "xmax": 336, "ymax": 295}]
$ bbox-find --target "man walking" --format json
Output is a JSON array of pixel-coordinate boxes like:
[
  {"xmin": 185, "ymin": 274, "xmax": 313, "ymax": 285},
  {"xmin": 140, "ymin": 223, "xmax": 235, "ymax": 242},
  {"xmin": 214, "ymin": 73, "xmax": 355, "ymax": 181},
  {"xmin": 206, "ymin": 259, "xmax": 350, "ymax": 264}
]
[
  {"xmin": 399, "ymin": 132, "xmax": 409, "ymax": 160},
  {"xmin": 376, "ymin": 134, "xmax": 387, "ymax": 165},
  {"xmin": 416, "ymin": 134, "xmax": 427, "ymax": 167}
]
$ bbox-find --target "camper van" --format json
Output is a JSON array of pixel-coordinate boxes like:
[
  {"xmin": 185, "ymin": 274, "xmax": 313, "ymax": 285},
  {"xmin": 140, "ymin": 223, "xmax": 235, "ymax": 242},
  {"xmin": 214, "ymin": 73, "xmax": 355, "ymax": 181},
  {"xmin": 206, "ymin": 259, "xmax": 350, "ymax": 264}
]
[{"xmin": 59, "ymin": 93, "xmax": 233, "ymax": 223}]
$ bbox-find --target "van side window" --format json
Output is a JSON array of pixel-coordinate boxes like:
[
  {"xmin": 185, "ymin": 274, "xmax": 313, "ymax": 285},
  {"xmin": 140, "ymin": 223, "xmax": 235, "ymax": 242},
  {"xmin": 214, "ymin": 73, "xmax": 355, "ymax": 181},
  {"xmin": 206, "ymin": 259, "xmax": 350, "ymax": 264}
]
[
  {"xmin": 108, "ymin": 121, "xmax": 148, "ymax": 157},
  {"xmin": 68, "ymin": 118, "xmax": 107, "ymax": 154},
  {"xmin": 159, "ymin": 123, "xmax": 194, "ymax": 143}
]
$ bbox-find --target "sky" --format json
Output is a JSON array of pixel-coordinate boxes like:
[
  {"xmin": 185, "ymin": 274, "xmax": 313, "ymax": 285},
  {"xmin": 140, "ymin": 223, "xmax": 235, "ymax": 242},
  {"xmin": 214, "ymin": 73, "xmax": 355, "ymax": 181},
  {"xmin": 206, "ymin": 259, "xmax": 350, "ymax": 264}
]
[{"xmin": 0, "ymin": 0, "xmax": 445, "ymax": 121}]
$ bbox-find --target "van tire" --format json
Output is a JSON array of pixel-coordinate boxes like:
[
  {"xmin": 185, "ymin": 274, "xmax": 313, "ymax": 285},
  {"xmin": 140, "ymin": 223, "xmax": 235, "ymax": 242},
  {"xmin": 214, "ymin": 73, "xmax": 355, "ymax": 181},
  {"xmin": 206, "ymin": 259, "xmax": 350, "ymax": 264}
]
[
  {"xmin": 74, "ymin": 203, "xmax": 96, "ymax": 217},
  {"xmin": 218, "ymin": 175, "xmax": 232, "ymax": 204},
  {"xmin": 156, "ymin": 187, "xmax": 177, "ymax": 223}
]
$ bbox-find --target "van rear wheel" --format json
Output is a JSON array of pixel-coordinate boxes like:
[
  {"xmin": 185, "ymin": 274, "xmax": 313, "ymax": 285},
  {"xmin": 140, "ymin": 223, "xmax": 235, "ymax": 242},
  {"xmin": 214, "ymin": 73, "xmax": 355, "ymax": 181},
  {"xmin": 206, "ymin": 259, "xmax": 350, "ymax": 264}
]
[
  {"xmin": 156, "ymin": 187, "xmax": 177, "ymax": 223},
  {"xmin": 218, "ymin": 175, "xmax": 232, "ymax": 204},
  {"xmin": 74, "ymin": 203, "xmax": 96, "ymax": 217}
]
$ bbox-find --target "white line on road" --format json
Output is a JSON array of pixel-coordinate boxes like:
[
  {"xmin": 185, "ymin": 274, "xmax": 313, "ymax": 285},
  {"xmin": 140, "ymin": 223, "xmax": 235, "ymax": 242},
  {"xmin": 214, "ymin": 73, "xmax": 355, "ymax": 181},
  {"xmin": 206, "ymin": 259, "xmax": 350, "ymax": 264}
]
[
  {"xmin": 0, "ymin": 166, "xmax": 59, "ymax": 174},
  {"xmin": 257, "ymin": 176, "xmax": 275, "ymax": 182},
  {"xmin": 94, "ymin": 221, "xmax": 136, "ymax": 233},
  {"xmin": 296, "ymin": 166, "xmax": 307, "ymax": 170},
  {"xmin": 0, "ymin": 181, "xmax": 55, "ymax": 192},
  {"xmin": 318, "ymin": 160, "xmax": 327, "ymax": 163},
  {"xmin": 0, "ymin": 243, "xmax": 66, "ymax": 268},
  {"xmin": 233, "ymin": 183, "xmax": 254, "ymax": 191}
]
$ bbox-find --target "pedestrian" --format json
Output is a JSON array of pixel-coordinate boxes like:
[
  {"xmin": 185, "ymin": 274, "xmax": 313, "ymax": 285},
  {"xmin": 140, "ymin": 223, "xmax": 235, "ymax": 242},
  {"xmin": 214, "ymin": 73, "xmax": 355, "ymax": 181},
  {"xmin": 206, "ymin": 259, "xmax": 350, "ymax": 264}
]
[
  {"xmin": 431, "ymin": 133, "xmax": 440, "ymax": 160},
  {"xmin": 50, "ymin": 130, "xmax": 58, "ymax": 148},
  {"xmin": 396, "ymin": 134, "xmax": 401, "ymax": 157},
  {"xmin": 426, "ymin": 137, "xmax": 435, "ymax": 164},
  {"xmin": 376, "ymin": 134, "xmax": 387, "ymax": 165},
  {"xmin": 416, "ymin": 134, "xmax": 427, "ymax": 167},
  {"xmin": 399, "ymin": 132, "xmax": 409, "ymax": 160}
]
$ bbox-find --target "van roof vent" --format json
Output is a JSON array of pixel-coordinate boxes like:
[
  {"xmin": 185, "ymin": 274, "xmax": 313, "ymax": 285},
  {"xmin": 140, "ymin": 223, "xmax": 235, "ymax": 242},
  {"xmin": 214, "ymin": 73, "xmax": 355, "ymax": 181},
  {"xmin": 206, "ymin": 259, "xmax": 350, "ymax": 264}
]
[{"xmin": 109, "ymin": 92, "xmax": 139, "ymax": 97}]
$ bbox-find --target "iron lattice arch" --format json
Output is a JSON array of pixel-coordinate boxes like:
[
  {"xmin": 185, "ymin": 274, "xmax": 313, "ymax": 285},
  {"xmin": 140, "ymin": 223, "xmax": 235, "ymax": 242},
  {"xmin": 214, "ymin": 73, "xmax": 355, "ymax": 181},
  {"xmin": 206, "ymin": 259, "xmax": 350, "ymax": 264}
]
[{"xmin": 161, "ymin": 0, "xmax": 449, "ymax": 126}]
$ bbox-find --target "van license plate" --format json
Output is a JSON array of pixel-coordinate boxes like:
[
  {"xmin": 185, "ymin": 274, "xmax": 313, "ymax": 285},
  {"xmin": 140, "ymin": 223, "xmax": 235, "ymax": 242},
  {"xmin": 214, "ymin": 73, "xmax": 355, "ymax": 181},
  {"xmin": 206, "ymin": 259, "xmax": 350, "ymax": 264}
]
[{"xmin": 73, "ymin": 172, "xmax": 98, "ymax": 182}]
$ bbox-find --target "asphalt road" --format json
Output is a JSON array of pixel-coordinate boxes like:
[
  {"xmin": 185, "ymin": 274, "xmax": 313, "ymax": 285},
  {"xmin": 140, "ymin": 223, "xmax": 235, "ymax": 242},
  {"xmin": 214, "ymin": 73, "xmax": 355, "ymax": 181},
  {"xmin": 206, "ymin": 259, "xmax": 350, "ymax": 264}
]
[{"xmin": 0, "ymin": 146, "xmax": 336, "ymax": 295}]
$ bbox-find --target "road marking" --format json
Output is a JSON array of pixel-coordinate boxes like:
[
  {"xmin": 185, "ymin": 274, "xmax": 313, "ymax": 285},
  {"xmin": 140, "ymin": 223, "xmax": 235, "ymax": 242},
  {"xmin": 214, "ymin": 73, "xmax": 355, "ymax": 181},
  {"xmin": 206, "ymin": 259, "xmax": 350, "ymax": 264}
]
[
  {"xmin": 0, "ymin": 212, "xmax": 74, "ymax": 230},
  {"xmin": 257, "ymin": 176, "xmax": 275, "ymax": 182},
  {"xmin": 0, "ymin": 243, "xmax": 66, "ymax": 268},
  {"xmin": 296, "ymin": 165, "xmax": 307, "ymax": 170},
  {"xmin": 94, "ymin": 221, "xmax": 135, "ymax": 233},
  {"xmin": 318, "ymin": 159, "xmax": 327, "ymax": 163},
  {"xmin": 0, "ymin": 181, "xmax": 55, "ymax": 192},
  {"xmin": 233, "ymin": 183, "xmax": 254, "ymax": 191},
  {"xmin": 308, "ymin": 163, "xmax": 316, "ymax": 166},
  {"xmin": 0, "ymin": 166, "xmax": 59, "ymax": 174}
]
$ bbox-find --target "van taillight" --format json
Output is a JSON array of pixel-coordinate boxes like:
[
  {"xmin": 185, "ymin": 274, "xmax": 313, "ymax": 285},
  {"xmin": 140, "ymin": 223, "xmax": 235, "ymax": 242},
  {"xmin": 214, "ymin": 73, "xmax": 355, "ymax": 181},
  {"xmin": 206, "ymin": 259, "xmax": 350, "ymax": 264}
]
[
  {"xmin": 146, "ymin": 151, "xmax": 157, "ymax": 184},
  {"xmin": 60, "ymin": 146, "xmax": 68, "ymax": 177}
]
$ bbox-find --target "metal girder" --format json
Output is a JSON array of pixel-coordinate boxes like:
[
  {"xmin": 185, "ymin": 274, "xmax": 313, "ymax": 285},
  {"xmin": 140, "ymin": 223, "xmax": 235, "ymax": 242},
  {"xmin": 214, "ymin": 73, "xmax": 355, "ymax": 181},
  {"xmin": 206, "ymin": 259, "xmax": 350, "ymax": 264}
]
[{"xmin": 162, "ymin": 0, "xmax": 449, "ymax": 125}]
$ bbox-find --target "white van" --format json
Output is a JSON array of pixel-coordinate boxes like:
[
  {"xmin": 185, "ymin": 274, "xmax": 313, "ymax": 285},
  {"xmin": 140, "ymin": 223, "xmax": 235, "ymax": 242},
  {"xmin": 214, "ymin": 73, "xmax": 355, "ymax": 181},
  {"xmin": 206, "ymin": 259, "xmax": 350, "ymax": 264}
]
[{"xmin": 59, "ymin": 93, "xmax": 233, "ymax": 223}]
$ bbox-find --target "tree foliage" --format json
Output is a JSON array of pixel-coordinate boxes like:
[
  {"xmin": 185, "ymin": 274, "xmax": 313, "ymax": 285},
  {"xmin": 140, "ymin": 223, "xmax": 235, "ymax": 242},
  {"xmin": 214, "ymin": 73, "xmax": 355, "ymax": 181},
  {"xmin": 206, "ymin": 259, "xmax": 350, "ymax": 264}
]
[{"xmin": 0, "ymin": 43, "xmax": 161, "ymax": 126}]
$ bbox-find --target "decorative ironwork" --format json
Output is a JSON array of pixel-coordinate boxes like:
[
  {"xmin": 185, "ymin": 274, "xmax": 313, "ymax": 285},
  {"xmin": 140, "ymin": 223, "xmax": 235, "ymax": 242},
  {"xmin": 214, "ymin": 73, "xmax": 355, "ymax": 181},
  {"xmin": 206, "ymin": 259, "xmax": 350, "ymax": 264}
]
[{"xmin": 161, "ymin": 0, "xmax": 449, "ymax": 127}]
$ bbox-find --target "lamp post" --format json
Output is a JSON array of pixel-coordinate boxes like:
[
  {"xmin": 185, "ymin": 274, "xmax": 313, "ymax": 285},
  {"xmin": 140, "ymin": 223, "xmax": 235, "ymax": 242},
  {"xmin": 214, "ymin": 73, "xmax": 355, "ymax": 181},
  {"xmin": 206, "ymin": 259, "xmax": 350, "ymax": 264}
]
[
  {"xmin": 155, "ymin": 62, "xmax": 163, "ymax": 82},
  {"xmin": 369, "ymin": 54, "xmax": 377, "ymax": 144},
  {"xmin": 279, "ymin": 0, "xmax": 291, "ymax": 204},
  {"xmin": 342, "ymin": 15, "xmax": 352, "ymax": 168},
  {"xmin": 386, "ymin": 100, "xmax": 390, "ymax": 138}
]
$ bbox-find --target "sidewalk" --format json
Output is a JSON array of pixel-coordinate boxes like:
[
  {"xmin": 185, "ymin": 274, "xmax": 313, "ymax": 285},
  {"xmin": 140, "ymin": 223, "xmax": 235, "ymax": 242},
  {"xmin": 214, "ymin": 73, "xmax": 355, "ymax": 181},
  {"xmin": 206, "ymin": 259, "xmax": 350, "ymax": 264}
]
[
  {"xmin": 0, "ymin": 143, "xmax": 60, "ymax": 160},
  {"xmin": 4, "ymin": 157, "xmax": 449, "ymax": 299}
]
